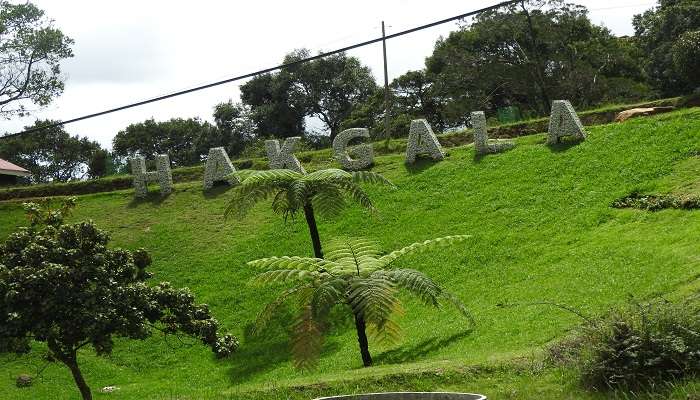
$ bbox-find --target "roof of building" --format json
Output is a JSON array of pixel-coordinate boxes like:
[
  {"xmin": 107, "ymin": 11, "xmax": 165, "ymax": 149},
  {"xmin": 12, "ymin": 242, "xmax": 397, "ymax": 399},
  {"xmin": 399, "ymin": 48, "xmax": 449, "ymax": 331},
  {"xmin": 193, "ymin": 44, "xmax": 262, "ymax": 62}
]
[{"xmin": 0, "ymin": 158, "xmax": 31, "ymax": 177}]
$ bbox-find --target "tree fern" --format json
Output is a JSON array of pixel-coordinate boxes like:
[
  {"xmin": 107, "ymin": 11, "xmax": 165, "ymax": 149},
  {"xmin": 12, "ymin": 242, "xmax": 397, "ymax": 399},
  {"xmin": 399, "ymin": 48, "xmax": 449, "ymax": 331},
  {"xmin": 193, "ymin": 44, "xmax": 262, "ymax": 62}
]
[
  {"xmin": 247, "ymin": 235, "xmax": 473, "ymax": 369},
  {"xmin": 225, "ymin": 168, "xmax": 394, "ymax": 259}
]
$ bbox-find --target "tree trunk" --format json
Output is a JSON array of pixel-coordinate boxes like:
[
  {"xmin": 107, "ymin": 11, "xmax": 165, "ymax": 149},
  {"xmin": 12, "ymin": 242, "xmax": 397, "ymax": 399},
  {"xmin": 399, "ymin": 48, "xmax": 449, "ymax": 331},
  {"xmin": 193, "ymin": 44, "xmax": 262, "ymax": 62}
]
[
  {"xmin": 64, "ymin": 354, "xmax": 92, "ymax": 400},
  {"xmin": 303, "ymin": 203, "xmax": 323, "ymax": 258},
  {"xmin": 354, "ymin": 312, "xmax": 373, "ymax": 367}
]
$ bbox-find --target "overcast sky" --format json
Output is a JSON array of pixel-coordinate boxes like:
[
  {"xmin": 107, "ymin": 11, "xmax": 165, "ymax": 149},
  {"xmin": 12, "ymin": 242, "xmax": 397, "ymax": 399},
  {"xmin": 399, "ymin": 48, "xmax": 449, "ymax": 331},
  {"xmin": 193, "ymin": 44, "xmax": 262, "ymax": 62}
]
[{"xmin": 2, "ymin": 0, "xmax": 655, "ymax": 148}]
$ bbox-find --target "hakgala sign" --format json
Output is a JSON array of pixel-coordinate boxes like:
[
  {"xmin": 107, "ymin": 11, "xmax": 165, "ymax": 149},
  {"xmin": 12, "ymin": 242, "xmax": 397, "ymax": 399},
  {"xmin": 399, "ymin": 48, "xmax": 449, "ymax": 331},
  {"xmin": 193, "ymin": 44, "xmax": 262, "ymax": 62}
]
[{"xmin": 130, "ymin": 100, "xmax": 586, "ymax": 198}]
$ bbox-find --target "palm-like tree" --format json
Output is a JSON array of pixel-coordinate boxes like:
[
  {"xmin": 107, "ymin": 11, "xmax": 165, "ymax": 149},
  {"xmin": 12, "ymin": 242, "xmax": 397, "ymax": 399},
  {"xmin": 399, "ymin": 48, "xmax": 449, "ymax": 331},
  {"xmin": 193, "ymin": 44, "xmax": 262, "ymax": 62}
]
[
  {"xmin": 248, "ymin": 236, "xmax": 472, "ymax": 368},
  {"xmin": 225, "ymin": 168, "xmax": 393, "ymax": 258}
]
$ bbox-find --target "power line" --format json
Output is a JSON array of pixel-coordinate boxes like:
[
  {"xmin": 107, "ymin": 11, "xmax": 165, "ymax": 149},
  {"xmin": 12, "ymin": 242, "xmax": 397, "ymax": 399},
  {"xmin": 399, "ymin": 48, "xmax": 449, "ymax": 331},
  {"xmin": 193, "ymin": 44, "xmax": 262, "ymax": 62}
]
[{"xmin": 3, "ymin": 0, "xmax": 523, "ymax": 139}]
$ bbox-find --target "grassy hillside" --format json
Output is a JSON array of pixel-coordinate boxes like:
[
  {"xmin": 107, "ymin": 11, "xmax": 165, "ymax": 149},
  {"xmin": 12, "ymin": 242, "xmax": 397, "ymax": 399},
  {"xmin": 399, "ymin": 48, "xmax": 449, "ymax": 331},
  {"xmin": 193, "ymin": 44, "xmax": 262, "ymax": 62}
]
[{"xmin": 0, "ymin": 109, "xmax": 699, "ymax": 399}]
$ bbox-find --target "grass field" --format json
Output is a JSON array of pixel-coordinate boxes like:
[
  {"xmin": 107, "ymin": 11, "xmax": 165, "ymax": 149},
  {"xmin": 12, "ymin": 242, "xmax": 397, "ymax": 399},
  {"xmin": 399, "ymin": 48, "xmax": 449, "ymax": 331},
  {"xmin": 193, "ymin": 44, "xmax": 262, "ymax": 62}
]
[{"xmin": 0, "ymin": 109, "xmax": 699, "ymax": 399}]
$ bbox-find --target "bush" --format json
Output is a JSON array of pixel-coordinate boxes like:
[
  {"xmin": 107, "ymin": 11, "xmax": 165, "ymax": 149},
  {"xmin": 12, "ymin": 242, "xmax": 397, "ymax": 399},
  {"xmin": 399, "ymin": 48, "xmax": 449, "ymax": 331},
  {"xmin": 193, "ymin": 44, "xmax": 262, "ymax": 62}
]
[
  {"xmin": 612, "ymin": 192, "xmax": 700, "ymax": 211},
  {"xmin": 572, "ymin": 298, "xmax": 700, "ymax": 390}
]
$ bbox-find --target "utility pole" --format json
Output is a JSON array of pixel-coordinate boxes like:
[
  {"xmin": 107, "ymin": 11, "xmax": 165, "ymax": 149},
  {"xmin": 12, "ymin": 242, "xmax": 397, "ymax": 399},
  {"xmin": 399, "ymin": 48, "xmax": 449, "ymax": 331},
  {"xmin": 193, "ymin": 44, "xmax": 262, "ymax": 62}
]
[{"xmin": 382, "ymin": 21, "xmax": 391, "ymax": 144}]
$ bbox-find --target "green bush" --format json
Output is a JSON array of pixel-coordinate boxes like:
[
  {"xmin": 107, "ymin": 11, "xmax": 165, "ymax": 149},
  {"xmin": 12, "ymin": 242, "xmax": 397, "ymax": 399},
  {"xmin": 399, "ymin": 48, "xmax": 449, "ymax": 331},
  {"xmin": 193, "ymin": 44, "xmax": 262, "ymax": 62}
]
[
  {"xmin": 612, "ymin": 192, "xmax": 700, "ymax": 211},
  {"xmin": 575, "ymin": 299, "xmax": 700, "ymax": 390}
]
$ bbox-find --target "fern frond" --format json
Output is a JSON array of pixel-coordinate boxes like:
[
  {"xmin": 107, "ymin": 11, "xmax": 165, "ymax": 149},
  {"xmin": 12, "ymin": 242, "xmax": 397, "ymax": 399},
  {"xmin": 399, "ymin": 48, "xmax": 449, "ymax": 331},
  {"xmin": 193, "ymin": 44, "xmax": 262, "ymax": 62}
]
[
  {"xmin": 242, "ymin": 169, "xmax": 303, "ymax": 184},
  {"xmin": 381, "ymin": 269, "xmax": 442, "ymax": 307},
  {"xmin": 302, "ymin": 168, "xmax": 353, "ymax": 182},
  {"xmin": 291, "ymin": 305, "xmax": 323, "ymax": 370},
  {"xmin": 310, "ymin": 277, "xmax": 347, "ymax": 320},
  {"xmin": 225, "ymin": 184, "xmax": 280, "ymax": 219},
  {"xmin": 247, "ymin": 256, "xmax": 334, "ymax": 271},
  {"xmin": 252, "ymin": 269, "xmax": 317, "ymax": 285},
  {"xmin": 366, "ymin": 317, "xmax": 402, "ymax": 346},
  {"xmin": 348, "ymin": 276, "xmax": 402, "ymax": 334},
  {"xmin": 441, "ymin": 291, "xmax": 475, "ymax": 326},
  {"xmin": 227, "ymin": 169, "xmax": 258, "ymax": 184},
  {"xmin": 378, "ymin": 235, "xmax": 472, "ymax": 267},
  {"xmin": 310, "ymin": 184, "xmax": 346, "ymax": 218},
  {"xmin": 252, "ymin": 284, "xmax": 310, "ymax": 335},
  {"xmin": 336, "ymin": 180, "xmax": 376, "ymax": 213},
  {"xmin": 351, "ymin": 171, "xmax": 395, "ymax": 187},
  {"xmin": 325, "ymin": 237, "xmax": 381, "ymax": 265}
]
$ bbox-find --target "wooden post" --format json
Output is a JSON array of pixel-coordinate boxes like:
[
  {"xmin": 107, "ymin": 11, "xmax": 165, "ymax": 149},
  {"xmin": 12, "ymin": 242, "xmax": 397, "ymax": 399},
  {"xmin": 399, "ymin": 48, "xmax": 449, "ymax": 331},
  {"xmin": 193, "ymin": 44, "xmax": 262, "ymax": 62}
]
[{"xmin": 382, "ymin": 21, "xmax": 391, "ymax": 144}]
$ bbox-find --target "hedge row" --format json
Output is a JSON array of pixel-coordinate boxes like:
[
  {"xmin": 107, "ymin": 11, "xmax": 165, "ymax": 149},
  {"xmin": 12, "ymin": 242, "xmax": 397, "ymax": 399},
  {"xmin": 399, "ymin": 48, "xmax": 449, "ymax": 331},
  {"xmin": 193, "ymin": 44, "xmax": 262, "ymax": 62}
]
[{"xmin": 0, "ymin": 159, "xmax": 264, "ymax": 201}]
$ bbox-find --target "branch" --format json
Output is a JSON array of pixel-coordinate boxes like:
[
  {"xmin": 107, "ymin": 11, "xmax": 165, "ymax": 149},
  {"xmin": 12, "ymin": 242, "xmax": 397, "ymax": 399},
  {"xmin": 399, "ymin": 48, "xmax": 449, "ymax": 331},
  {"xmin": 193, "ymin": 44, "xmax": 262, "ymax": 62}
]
[{"xmin": 0, "ymin": 52, "xmax": 35, "ymax": 106}]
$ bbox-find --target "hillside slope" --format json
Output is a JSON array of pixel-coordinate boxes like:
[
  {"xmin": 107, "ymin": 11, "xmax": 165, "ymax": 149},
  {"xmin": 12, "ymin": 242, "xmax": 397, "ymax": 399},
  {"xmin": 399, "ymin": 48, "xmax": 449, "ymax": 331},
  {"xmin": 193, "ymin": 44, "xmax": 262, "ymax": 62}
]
[{"xmin": 0, "ymin": 109, "xmax": 699, "ymax": 399}]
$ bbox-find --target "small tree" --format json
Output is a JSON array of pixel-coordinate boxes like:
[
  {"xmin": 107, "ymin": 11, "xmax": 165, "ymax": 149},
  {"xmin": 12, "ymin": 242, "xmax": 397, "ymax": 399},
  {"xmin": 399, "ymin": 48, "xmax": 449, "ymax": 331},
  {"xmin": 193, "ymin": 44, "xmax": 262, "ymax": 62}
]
[
  {"xmin": 247, "ymin": 236, "xmax": 472, "ymax": 368},
  {"xmin": 0, "ymin": 198, "xmax": 237, "ymax": 400},
  {"xmin": 0, "ymin": 1, "xmax": 74, "ymax": 118},
  {"xmin": 225, "ymin": 168, "xmax": 393, "ymax": 259}
]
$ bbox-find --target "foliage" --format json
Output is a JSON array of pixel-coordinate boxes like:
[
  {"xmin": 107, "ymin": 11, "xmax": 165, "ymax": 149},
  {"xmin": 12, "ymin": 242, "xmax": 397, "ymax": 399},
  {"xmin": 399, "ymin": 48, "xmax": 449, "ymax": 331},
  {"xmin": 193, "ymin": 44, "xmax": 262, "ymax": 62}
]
[
  {"xmin": 112, "ymin": 117, "xmax": 216, "ymax": 167},
  {"xmin": 671, "ymin": 30, "xmax": 700, "ymax": 89},
  {"xmin": 424, "ymin": 0, "xmax": 648, "ymax": 127},
  {"xmin": 0, "ymin": 120, "xmax": 102, "ymax": 183},
  {"xmin": 0, "ymin": 198, "xmax": 237, "ymax": 399},
  {"xmin": 633, "ymin": 0, "xmax": 700, "ymax": 95},
  {"xmin": 226, "ymin": 168, "xmax": 392, "ymax": 222},
  {"xmin": 225, "ymin": 168, "xmax": 393, "ymax": 258},
  {"xmin": 0, "ymin": 1, "xmax": 73, "ymax": 118},
  {"xmin": 342, "ymin": 74, "xmax": 441, "ymax": 139},
  {"xmin": 241, "ymin": 49, "xmax": 377, "ymax": 140},
  {"xmin": 284, "ymin": 49, "xmax": 378, "ymax": 140},
  {"xmin": 248, "ymin": 236, "xmax": 472, "ymax": 369},
  {"xmin": 201, "ymin": 100, "xmax": 256, "ymax": 158},
  {"xmin": 572, "ymin": 298, "xmax": 700, "ymax": 390},
  {"xmin": 240, "ymin": 70, "xmax": 306, "ymax": 138},
  {"xmin": 612, "ymin": 192, "xmax": 700, "ymax": 211}
]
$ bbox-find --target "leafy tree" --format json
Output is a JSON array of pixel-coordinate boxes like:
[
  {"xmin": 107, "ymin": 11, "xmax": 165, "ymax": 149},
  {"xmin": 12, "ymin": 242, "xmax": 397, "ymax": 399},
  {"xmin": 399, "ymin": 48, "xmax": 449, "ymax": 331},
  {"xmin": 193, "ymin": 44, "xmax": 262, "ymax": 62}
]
[
  {"xmin": 225, "ymin": 168, "xmax": 393, "ymax": 259},
  {"xmin": 342, "ymin": 71, "xmax": 448, "ymax": 139},
  {"xmin": 0, "ymin": 198, "xmax": 237, "ymax": 400},
  {"xmin": 0, "ymin": 1, "xmax": 73, "ymax": 118},
  {"xmin": 248, "ymin": 236, "xmax": 472, "ymax": 368},
  {"xmin": 240, "ymin": 71, "xmax": 306, "ymax": 138},
  {"xmin": 0, "ymin": 120, "xmax": 102, "ymax": 182},
  {"xmin": 285, "ymin": 49, "xmax": 378, "ymax": 140},
  {"xmin": 240, "ymin": 49, "xmax": 377, "ymax": 140},
  {"xmin": 634, "ymin": 0, "xmax": 700, "ymax": 95},
  {"xmin": 426, "ymin": 0, "xmax": 647, "ymax": 126},
  {"xmin": 197, "ymin": 100, "xmax": 256, "ymax": 158},
  {"xmin": 112, "ymin": 117, "xmax": 215, "ymax": 167},
  {"xmin": 671, "ymin": 30, "xmax": 700, "ymax": 89}
]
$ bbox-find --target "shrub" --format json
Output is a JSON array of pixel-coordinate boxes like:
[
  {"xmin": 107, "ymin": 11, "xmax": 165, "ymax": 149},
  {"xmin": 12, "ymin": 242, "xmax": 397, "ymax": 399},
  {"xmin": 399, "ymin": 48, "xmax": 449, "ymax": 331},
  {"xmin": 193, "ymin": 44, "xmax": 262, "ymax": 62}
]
[
  {"xmin": 573, "ymin": 298, "xmax": 700, "ymax": 390},
  {"xmin": 612, "ymin": 193, "xmax": 700, "ymax": 211}
]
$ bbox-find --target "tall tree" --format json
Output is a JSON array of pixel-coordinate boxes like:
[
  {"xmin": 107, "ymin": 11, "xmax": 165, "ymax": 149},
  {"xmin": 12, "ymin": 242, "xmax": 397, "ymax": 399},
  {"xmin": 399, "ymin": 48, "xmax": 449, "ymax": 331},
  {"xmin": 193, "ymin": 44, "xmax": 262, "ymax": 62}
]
[
  {"xmin": 286, "ymin": 49, "xmax": 378, "ymax": 140},
  {"xmin": 240, "ymin": 72, "xmax": 306, "ymax": 138},
  {"xmin": 0, "ymin": 199, "xmax": 237, "ymax": 400},
  {"xmin": 634, "ymin": 0, "xmax": 700, "ymax": 95},
  {"xmin": 426, "ymin": 0, "xmax": 647, "ymax": 126},
  {"xmin": 0, "ymin": 120, "xmax": 101, "ymax": 183},
  {"xmin": 342, "ymin": 70, "xmax": 448, "ymax": 138},
  {"xmin": 112, "ymin": 117, "xmax": 215, "ymax": 167},
  {"xmin": 197, "ymin": 100, "xmax": 255, "ymax": 158},
  {"xmin": 0, "ymin": 1, "xmax": 73, "ymax": 118},
  {"xmin": 240, "ymin": 49, "xmax": 377, "ymax": 140}
]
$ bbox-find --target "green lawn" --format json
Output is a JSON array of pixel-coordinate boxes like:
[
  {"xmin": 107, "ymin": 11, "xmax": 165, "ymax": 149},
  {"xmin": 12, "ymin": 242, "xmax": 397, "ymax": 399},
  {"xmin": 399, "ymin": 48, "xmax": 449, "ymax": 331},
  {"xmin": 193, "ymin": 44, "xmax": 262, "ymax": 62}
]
[{"xmin": 0, "ymin": 109, "xmax": 699, "ymax": 399}]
